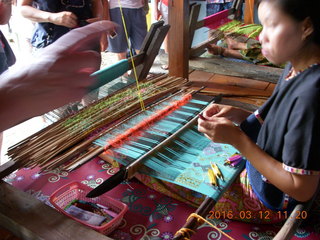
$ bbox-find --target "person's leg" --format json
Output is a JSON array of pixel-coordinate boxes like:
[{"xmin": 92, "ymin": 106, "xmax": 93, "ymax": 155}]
[
  {"xmin": 206, "ymin": 41, "xmax": 244, "ymax": 60},
  {"xmin": 225, "ymin": 37, "xmax": 247, "ymax": 50},
  {"xmin": 160, "ymin": 35, "xmax": 169, "ymax": 70},
  {"xmin": 157, "ymin": 2, "xmax": 169, "ymax": 70},
  {"xmin": 108, "ymin": 8, "xmax": 129, "ymax": 58},
  {"xmin": 159, "ymin": 2, "xmax": 169, "ymax": 55},
  {"xmin": 129, "ymin": 8, "xmax": 147, "ymax": 53},
  {"xmin": 107, "ymin": 8, "xmax": 131, "ymax": 77},
  {"xmin": 206, "ymin": 3, "xmax": 222, "ymax": 16},
  {"xmin": 115, "ymin": 52, "xmax": 127, "ymax": 61},
  {"xmin": 212, "ymin": 169, "xmax": 285, "ymax": 223},
  {"xmin": 223, "ymin": 2, "xmax": 234, "ymax": 11}
]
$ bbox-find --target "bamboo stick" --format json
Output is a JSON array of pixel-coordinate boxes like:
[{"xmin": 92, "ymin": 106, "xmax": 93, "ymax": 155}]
[{"xmin": 7, "ymin": 75, "xmax": 188, "ymax": 172}]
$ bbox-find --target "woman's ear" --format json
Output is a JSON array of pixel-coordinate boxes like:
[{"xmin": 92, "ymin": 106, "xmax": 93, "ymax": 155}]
[{"xmin": 301, "ymin": 17, "xmax": 314, "ymax": 41}]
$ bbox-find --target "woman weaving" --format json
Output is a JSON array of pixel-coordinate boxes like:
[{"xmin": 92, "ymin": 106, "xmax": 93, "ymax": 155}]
[
  {"xmin": 137, "ymin": 0, "xmax": 320, "ymax": 225},
  {"xmin": 198, "ymin": 0, "xmax": 320, "ymax": 221}
]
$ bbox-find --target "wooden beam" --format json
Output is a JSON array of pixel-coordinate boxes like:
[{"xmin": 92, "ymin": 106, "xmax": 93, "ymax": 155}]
[
  {"xmin": 244, "ymin": 0, "xmax": 255, "ymax": 24},
  {"xmin": 129, "ymin": 21, "xmax": 169, "ymax": 81},
  {"xmin": 0, "ymin": 181, "xmax": 113, "ymax": 240},
  {"xmin": 188, "ymin": 3, "xmax": 201, "ymax": 49},
  {"xmin": 189, "ymin": 56, "xmax": 282, "ymax": 83},
  {"xmin": 131, "ymin": 24, "xmax": 170, "ymax": 81},
  {"xmin": 168, "ymin": 0, "xmax": 189, "ymax": 79}
]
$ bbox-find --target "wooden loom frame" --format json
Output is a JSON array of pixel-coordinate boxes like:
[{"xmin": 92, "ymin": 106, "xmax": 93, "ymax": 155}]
[
  {"xmin": 188, "ymin": 0, "xmax": 244, "ymax": 58},
  {"xmin": 0, "ymin": 21, "xmax": 170, "ymax": 240}
]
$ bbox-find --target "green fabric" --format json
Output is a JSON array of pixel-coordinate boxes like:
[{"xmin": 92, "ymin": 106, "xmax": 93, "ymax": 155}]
[
  {"xmin": 218, "ymin": 20, "xmax": 262, "ymax": 39},
  {"xmin": 214, "ymin": 20, "xmax": 283, "ymax": 67}
]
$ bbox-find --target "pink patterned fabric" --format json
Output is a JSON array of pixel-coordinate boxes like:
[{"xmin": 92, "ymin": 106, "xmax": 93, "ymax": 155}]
[
  {"xmin": 204, "ymin": 9, "xmax": 232, "ymax": 29},
  {"xmin": 5, "ymin": 157, "xmax": 319, "ymax": 240}
]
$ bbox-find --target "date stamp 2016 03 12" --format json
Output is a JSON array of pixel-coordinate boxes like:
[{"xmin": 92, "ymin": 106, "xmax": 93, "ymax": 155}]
[{"xmin": 208, "ymin": 210, "xmax": 308, "ymax": 220}]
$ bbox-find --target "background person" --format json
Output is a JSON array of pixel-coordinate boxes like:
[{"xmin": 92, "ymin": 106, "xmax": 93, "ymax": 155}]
[
  {"xmin": 104, "ymin": 0, "xmax": 147, "ymax": 78},
  {"xmin": 19, "ymin": 0, "xmax": 104, "ymax": 49},
  {"xmin": 206, "ymin": 0, "xmax": 234, "ymax": 16},
  {"xmin": 153, "ymin": 0, "xmax": 168, "ymax": 70},
  {"xmin": 19, "ymin": 0, "xmax": 105, "ymax": 119}
]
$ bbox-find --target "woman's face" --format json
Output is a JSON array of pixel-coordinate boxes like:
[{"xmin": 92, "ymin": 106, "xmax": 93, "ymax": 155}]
[{"xmin": 258, "ymin": 1, "xmax": 306, "ymax": 65}]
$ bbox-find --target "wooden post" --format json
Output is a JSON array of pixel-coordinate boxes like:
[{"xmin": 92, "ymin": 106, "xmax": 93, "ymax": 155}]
[
  {"xmin": 244, "ymin": 0, "xmax": 255, "ymax": 24},
  {"xmin": 168, "ymin": 0, "xmax": 189, "ymax": 79}
]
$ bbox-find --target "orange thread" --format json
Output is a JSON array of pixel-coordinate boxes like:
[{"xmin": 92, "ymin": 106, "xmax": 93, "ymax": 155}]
[{"xmin": 104, "ymin": 94, "xmax": 192, "ymax": 152}]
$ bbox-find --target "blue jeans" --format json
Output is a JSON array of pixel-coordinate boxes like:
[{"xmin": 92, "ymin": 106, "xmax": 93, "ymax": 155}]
[{"xmin": 206, "ymin": 2, "xmax": 233, "ymax": 16}]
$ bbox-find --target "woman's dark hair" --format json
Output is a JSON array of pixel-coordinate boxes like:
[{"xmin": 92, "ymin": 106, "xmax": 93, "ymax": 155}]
[{"xmin": 256, "ymin": 0, "xmax": 320, "ymax": 44}]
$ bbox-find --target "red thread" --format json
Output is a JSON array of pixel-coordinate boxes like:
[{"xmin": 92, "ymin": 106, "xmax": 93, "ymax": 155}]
[{"xmin": 103, "ymin": 94, "xmax": 192, "ymax": 153}]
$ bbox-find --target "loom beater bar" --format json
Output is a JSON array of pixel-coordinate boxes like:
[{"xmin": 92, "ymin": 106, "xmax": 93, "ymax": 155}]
[{"xmin": 88, "ymin": 53, "xmax": 145, "ymax": 92}]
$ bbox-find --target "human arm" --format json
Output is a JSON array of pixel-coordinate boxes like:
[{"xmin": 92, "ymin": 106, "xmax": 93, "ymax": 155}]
[
  {"xmin": 0, "ymin": 0, "xmax": 12, "ymax": 25},
  {"xmin": 85, "ymin": 0, "xmax": 104, "ymax": 24},
  {"xmin": 97, "ymin": 0, "xmax": 110, "ymax": 51},
  {"xmin": 153, "ymin": 0, "xmax": 161, "ymax": 20},
  {"xmin": 198, "ymin": 116, "xmax": 320, "ymax": 202},
  {"xmin": 0, "ymin": 21, "xmax": 117, "ymax": 132},
  {"xmin": 19, "ymin": 0, "xmax": 78, "ymax": 28},
  {"xmin": 101, "ymin": 0, "xmax": 110, "ymax": 21},
  {"xmin": 206, "ymin": 43, "xmax": 244, "ymax": 59}
]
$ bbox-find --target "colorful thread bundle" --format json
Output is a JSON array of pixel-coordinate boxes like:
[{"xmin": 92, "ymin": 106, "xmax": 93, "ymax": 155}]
[
  {"xmin": 208, "ymin": 162, "xmax": 224, "ymax": 187},
  {"xmin": 224, "ymin": 153, "xmax": 243, "ymax": 167}
]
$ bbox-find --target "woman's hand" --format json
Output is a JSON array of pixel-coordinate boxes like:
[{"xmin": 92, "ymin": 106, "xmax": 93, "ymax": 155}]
[
  {"xmin": 202, "ymin": 103, "xmax": 251, "ymax": 125},
  {"xmin": 198, "ymin": 115, "xmax": 242, "ymax": 145},
  {"xmin": 49, "ymin": 11, "xmax": 78, "ymax": 28}
]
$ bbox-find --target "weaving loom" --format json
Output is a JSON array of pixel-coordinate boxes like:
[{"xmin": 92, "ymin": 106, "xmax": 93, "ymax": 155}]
[
  {"xmin": 0, "ymin": 13, "xmax": 258, "ymax": 236},
  {"xmin": 0, "ymin": 19, "xmax": 178, "ymax": 240},
  {"xmin": 189, "ymin": 0, "xmax": 244, "ymax": 58},
  {"xmin": 5, "ymin": 72, "xmax": 243, "ymax": 197},
  {"xmin": 88, "ymin": 92, "xmax": 244, "ymax": 199},
  {"xmin": 1, "ymin": 65, "xmax": 248, "ymax": 238}
]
